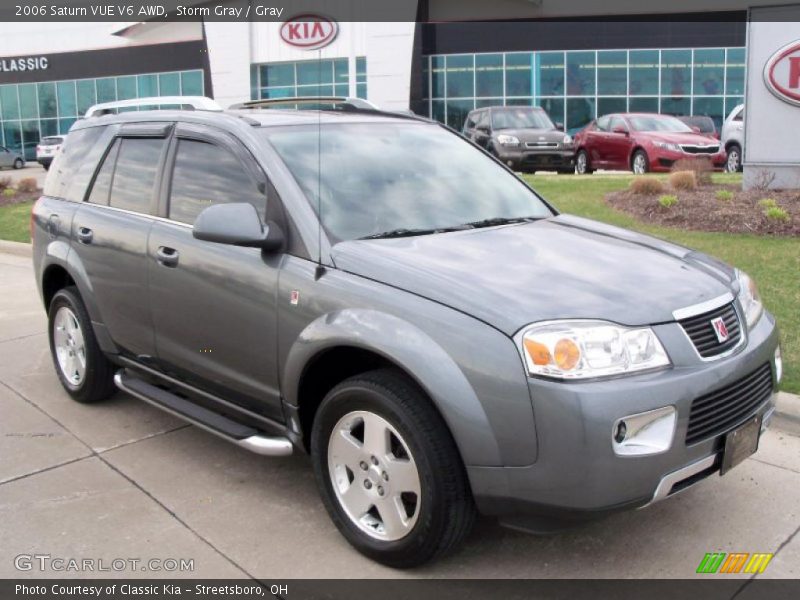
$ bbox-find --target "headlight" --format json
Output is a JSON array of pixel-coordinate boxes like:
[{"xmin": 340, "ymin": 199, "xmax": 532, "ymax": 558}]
[
  {"xmin": 562, "ymin": 134, "xmax": 573, "ymax": 145},
  {"xmin": 497, "ymin": 134, "xmax": 520, "ymax": 146},
  {"xmin": 736, "ymin": 269, "xmax": 763, "ymax": 329},
  {"xmin": 520, "ymin": 320, "xmax": 671, "ymax": 380},
  {"xmin": 654, "ymin": 141, "xmax": 681, "ymax": 152}
]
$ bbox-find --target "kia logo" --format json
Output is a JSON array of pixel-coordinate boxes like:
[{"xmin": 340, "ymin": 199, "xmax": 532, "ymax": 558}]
[
  {"xmin": 764, "ymin": 39, "xmax": 800, "ymax": 106},
  {"xmin": 280, "ymin": 15, "xmax": 338, "ymax": 50}
]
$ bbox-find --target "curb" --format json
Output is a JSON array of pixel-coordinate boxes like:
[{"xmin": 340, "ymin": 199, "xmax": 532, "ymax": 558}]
[
  {"xmin": 0, "ymin": 239, "xmax": 32, "ymax": 258},
  {"xmin": 774, "ymin": 390, "xmax": 800, "ymax": 427}
]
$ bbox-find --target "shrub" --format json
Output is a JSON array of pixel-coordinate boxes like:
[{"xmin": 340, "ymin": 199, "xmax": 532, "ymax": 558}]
[
  {"xmin": 2, "ymin": 188, "xmax": 15, "ymax": 197},
  {"xmin": 0, "ymin": 176, "xmax": 12, "ymax": 191},
  {"xmin": 672, "ymin": 158, "xmax": 713, "ymax": 185},
  {"xmin": 658, "ymin": 194, "xmax": 678, "ymax": 208},
  {"xmin": 758, "ymin": 198, "xmax": 777, "ymax": 209},
  {"xmin": 630, "ymin": 177, "xmax": 665, "ymax": 195},
  {"xmin": 715, "ymin": 189, "xmax": 734, "ymax": 201},
  {"xmin": 669, "ymin": 170, "xmax": 697, "ymax": 191},
  {"xmin": 16, "ymin": 177, "xmax": 38, "ymax": 193},
  {"xmin": 764, "ymin": 206, "xmax": 789, "ymax": 222}
]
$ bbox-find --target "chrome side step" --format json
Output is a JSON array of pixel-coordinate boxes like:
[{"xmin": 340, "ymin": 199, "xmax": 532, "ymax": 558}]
[{"xmin": 114, "ymin": 370, "xmax": 293, "ymax": 457}]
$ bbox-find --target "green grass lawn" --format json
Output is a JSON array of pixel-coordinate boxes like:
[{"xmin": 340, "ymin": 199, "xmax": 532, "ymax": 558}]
[
  {"xmin": 0, "ymin": 176, "xmax": 796, "ymax": 393},
  {"xmin": 523, "ymin": 173, "xmax": 798, "ymax": 394},
  {"xmin": 0, "ymin": 201, "xmax": 32, "ymax": 243}
]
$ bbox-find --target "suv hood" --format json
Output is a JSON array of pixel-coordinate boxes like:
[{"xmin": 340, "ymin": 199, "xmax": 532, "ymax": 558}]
[{"xmin": 332, "ymin": 215, "xmax": 733, "ymax": 336}]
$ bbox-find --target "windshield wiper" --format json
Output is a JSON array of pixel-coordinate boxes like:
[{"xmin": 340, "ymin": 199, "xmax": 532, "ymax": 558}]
[
  {"xmin": 459, "ymin": 216, "xmax": 544, "ymax": 229},
  {"xmin": 359, "ymin": 225, "xmax": 470, "ymax": 240}
]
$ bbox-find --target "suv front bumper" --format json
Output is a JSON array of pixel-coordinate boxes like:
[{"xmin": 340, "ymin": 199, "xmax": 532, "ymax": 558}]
[
  {"xmin": 495, "ymin": 147, "xmax": 575, "ymax": 172},
  {"xmin": 467, "ymin": 311, "xmax": 780, "ymax": 530}
]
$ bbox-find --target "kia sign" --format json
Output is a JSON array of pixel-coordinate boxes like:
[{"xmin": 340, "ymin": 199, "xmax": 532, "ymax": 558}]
[
  {"xmin": 280, "ymin": 15, "xmax": 338, "ymax": 50},
  {"xmin": 764, "ymin": 40, "xmax": 800, "ymax": 107}
]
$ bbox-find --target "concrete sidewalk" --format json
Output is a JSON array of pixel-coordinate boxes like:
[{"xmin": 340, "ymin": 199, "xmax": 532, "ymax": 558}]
[{"xmin": 1, "ymin": 251, "xmax": 798, "ymax": 580}]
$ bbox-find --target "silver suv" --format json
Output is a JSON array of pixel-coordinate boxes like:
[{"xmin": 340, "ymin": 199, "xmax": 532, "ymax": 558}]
[
  {"xmin": 721, "ymin": 104, "xmax": 744, "ymax": 172},
  {"xmin": 33, "ymin": 96, "xmax": 781, "ymax": 567}
]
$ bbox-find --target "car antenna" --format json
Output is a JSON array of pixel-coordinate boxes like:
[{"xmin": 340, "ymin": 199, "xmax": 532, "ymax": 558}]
[{"xmin": 315, "ymin": 50, "xmax": 326, "ymax": 281}]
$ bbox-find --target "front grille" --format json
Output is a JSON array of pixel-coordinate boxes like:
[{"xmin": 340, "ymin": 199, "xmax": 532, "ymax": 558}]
[
  {"xmin": 686, "ymin": 363, "xmax": 773, "ymax": 445},
  {"xmin": 678, "ymin": 303, "xmax": 741, "ymax": 358},
  {"xmin": 525, "ymin": 142, "xmax": 558, "ymax": 148},
  {"xmin": 681, "ymin": 144, "xmax": 719, "ymax": 154}
]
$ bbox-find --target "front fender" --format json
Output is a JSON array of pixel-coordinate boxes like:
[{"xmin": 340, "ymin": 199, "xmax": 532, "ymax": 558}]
[{"xmin": 282, "ymin": 308, "xmax": 506, "ymax": 467}]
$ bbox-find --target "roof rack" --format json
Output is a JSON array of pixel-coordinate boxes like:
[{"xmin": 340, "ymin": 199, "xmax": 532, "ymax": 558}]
[
  {"xmin": 84, "ymin": 96, "xmax": 222, "ymax": 118},
  {"xmin": 229, "ymin": 96, "xmax": 380, "ymax": 112}
]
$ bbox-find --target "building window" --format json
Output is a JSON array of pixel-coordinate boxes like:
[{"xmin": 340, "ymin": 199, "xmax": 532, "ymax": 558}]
[
  {"xmin": 253, "ymin": 57, "xmax": 368, "ymax": 102},
  {"xmin": 0, "ymin": 69, "xmax": 204, "ymax": 159},
  {"xmin": 423, "ymin": 46, "xmax": 745, "ymax": 134}
]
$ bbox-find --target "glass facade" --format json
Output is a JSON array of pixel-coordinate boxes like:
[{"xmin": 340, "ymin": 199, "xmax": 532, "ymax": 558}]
[
  {"xmin": 252, "ymin": 57, "xmax": 368, "ymax": 101},
  {"xmin": 0, "ymin": 69, "xmax": 204, "ymax": 160},
  {"xmin": 423, "ymin": 47, "xmax": 745, "ymax": 134}
]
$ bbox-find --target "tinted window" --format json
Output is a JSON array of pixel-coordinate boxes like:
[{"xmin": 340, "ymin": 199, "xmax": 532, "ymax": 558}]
[
  {"xmin": 734, "ymin": 108, "xmax": 744, "ymax": 122},
  {"xmin": 109, "ymin": 138, "xmax": 164, "ymax": 213},
  {"xmin": 87, "ymin": 139, "xmax": 120, "ymax": 206},
  {"xmin": 41, "ymin": 137, "xmax": 64, "ymax": 145},
  {"xmin": 596, "ymin": 116, "xmax": 611, "ymax": 131},
  {"xmin": 43, "ymin": 126, "xmax": 105, "ymax": 200},
  {"xmin": 168, "ymin": 139, "xmax": 265, "ymax": 225},
  {"xmin": 609, "ymin": 117, "xmax": 628, "ymax": 132},
  {"xmin": 492, "ymin": 108, "xmax": 553, "ymax": 130}
]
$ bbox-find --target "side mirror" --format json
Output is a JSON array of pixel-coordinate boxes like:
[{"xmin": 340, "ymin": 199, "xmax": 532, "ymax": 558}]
[
  {"xmin": 612, "ymin": 125, "xmax": 629, "ymax": 136},
  {"xmin": 555, "ymin": 122, "xmax": 565, "ymax": 131},
  {"xmin": 690, "ymin": 126, "xmax": 701, "ymax": 134},
  {"xmin": 476, "ymin": 125, "xmax": 490, "ymax": 134},
  {"xmin": 192, "ymin": 202, "xmax": 283, "ymax": 251}
]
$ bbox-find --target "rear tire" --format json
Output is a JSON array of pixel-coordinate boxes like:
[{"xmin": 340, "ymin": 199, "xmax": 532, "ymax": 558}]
[
  {"xmin": 48, "ymin": 286, "xmax": 116, "ymax": 404},
  {"xmin": 311, "ymin": 369, "xmax": 476, "ymax": 568},
  {"xmin": 726, "ymin": 144, "xmax": 742, "ymax": 173},
  {"xmin": 13, "ymin": 158, "xmax": 23, "ymax": 170},
  {"xmin": 575, "ymin": 150, "xmax": 593, "ymax": 174},
  {"xmin": 632, "ymin": 150, "xmax": 650, "ymax": 174}
]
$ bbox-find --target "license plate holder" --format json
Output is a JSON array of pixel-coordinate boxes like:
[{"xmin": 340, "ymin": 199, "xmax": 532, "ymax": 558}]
[{"xmin": 720, "ymin": 415, "xmax": 761, "ymax": 475}]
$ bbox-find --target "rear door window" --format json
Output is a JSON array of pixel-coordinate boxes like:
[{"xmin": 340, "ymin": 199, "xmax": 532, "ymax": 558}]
[
  {"xmin": 168, "ymin": 139, "xmax": 266, "ymax": 225},
  {"xmin": 108, "ymin": 138, "xmax": 165, "ymax": 213}
]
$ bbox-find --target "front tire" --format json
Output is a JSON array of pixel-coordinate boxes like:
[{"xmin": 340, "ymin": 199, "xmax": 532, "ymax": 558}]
[
  {"xmin": 632, "ymin": 150, "xmax": 650, "ymax": 174},
  {"xmin": 311, "ymin": 369, "xmax": 476, "ymax": 568},
  {"xmin": 13, "ymin": 158, "xmax": 23, "ymax": 170},
  {"xmin": 48, "ymin": 286, "xmax": 116, "ymax": 404},
  {"xmin": 575, "ymin": 150, "xmax": 593, "ymax": 174}
]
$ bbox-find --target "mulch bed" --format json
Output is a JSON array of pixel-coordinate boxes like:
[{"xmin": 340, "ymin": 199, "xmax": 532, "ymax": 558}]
[
  {"xmin": 0, "ymin": 190, "xmax": 40, "ymax": 208},
  {"xmin": 606, "ymin": 183, "xmax": 800, "ymax": 236}
]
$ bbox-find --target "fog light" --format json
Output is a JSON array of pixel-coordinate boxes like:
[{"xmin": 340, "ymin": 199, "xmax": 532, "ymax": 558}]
[
  {"xmin": 775, "ymin": 347, "xmax": 783, "ymax": 384},
  {"xmin": 612, "ymin": 406, "xmax": 676, "ymax": 456}
]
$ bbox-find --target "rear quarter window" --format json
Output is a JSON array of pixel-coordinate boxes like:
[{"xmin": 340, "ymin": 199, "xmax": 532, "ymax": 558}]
[{"xmin": 43, "ymin": 126, "xmax": 106, "ymax": 201}]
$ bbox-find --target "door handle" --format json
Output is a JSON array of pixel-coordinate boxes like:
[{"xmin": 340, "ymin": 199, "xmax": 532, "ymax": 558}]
[
  {"xmin": 156, "ymin": 246, "xmax": 180, "ymax": 268},
  {"xmin": 76, "ymin": 227, "xmax": 93, "ymax": 244}
]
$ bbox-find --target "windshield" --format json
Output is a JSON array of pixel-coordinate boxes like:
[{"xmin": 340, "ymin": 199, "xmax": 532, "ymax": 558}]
[
  {"xmin": 628, "ymin": 115, "xmax": 693, "ymax": 133},
  {"xmin": 679, "ymin": 117, "xmax": 714, "ymax": 133},
  {"xmin": 264, "ymin": 122, "xmax": 553, "ymax": 242},
  {"xmin": 491, "ymin": 108, "xmax": 554, "ymax": 130}
]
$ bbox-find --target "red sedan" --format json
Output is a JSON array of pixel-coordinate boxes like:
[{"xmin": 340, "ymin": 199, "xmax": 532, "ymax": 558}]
[{"xmin": 573, "ymin": 113, "xmax": 727, "ymax": 174}]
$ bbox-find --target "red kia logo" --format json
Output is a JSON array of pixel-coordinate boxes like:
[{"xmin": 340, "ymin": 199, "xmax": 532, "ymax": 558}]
[
  {"xmin": 280, "ymin": 15, "xmax": 338, "ymax": 50},
  {"xmin": 711, "ymin": 317, "xmax": 730, "ymax": 343},
  {"xmin": 764, "ymin": 40, "xmax": 800, "ymax": 106}
]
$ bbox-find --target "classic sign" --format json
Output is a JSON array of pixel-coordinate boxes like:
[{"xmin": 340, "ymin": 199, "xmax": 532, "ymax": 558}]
[
  {"xmin": 0, "ymin": 56, "xmax": 48, "ymax": 73},
  {"xmin": 280, "ymin": 15, "xmax": 338, "ymax": 50},
  {"xmin": 763, "ymin": 39, "xmax": 800, "ymax": 106}
]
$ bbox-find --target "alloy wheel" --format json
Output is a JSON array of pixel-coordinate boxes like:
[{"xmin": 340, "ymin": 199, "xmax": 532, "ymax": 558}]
[
  {"xmin": 327, "ymin": 410, "xmax": 421, "ymax": 541},
  {"xmin": 53, "ymin": 306, "xmax": 86, "ymax": 386},
  {"xmin": 576, "ymin": 152, "xmax": 588, "ymax": 174},
  {"xmin": 633, "ymin": 153, "xmax": 647, "ymax": 174},
  {"xmin": 727, "ymin": 149, "xmax": 740, "ymax": 173}
]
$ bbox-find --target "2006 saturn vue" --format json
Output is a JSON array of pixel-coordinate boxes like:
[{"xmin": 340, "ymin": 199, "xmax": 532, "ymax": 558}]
[{"xmin": 32, "ymin": 96, "xmax": 782, "ymax": 567}]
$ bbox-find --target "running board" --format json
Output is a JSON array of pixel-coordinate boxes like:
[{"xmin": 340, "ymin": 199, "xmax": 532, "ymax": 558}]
[{"xmin": 113, "ymin": 370, "xmax": 293, "ymax": 457}]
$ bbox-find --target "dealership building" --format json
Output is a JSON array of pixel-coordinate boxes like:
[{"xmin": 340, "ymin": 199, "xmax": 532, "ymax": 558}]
[{"xmin": 0, "ymin": 1, "xmax": 797, "ymax": 187}]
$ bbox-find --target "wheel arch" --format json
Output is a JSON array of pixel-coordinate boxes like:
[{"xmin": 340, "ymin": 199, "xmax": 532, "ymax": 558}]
[
  {"xmin": 283, "ymin": 309, "xmax": 505, "ymax": 466},
  {"xmin": 630, "ymin": 146, "xmax": 648, "ymax": 169}
]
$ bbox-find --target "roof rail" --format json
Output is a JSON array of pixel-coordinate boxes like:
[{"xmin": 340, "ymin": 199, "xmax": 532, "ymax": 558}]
[
  {"xmin": 228, "ymin": 96, "xmax": 380, "ymax": 111},
  {"xmin": 84, "ymin": 96, "xmax": 222, "ymax": 118}
]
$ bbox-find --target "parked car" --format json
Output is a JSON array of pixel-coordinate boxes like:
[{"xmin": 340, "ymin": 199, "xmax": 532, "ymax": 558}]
[
  {"xmin": 676, "ymin": 115, "xmax": 719, "ymax": 139},
  {"xmin": 721, "ymin": 104, "xmax": 745, "ymax": 172},
  {"xmin": 0, "ymin": 145, "xmax": 25, "ymax": 170},
  {"xmin": 36, "ymin": 135, "xmax": 67, "ymax": 170},
  {"xmin": 572, "ymin": 113, "xmax": 727, "ymax": 174},
  {"xmin": 33, "ymin": 97, "xmax": 781, "ymax": 568},
  {"xmin": 462, "ymin": 106, "xmax": 575, "ymax": 174}
]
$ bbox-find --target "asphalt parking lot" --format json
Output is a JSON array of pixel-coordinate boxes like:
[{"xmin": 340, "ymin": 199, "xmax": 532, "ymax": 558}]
[{"xmin": 1, "ymin": 249, "xmax": 799, "ymax": 580}]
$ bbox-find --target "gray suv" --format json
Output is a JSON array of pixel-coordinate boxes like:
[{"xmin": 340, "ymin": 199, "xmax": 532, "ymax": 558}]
[
  {"xmin": 33, "ymin": 97, "xmax": 782, "ymax": 568},
  {"xmin": 463, "ymin": 106, "xmax": 575, "ymax": 173}
]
